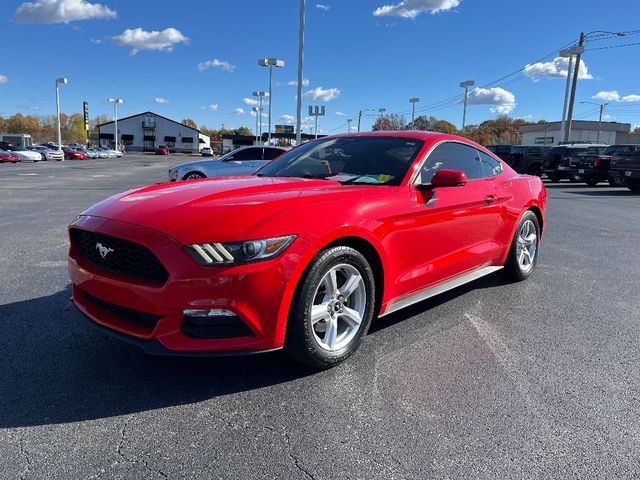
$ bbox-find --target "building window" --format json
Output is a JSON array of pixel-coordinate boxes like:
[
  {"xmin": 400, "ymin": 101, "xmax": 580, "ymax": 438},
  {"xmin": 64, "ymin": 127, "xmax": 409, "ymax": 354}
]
[
  {"xmin": 182, "ymin": 137, "xmax": 194, "ymax": 143},
  {"xmin": 99, "ymin": 133, "xmax": 114, "ymax": 140},
  {"xmin": 164, "ymin": 136, "xmax": 176, "ymax": 148},
  {"xmin": 121, "ymin": 134, "xmax": 134, "ymax": 146},
  {"xmin": 534, "ymin": 136, "xmax": 554, "ymax": 145},
  {"xmin": 144, "ymin": 135, "xmax": 156, "ymax": 141}
]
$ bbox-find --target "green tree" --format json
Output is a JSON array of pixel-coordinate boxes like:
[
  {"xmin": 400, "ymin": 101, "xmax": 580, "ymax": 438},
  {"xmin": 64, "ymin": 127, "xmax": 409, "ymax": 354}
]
[
  {"xmin": 182, "ymin": 118, "xmax": 198, "ymax": 129},
  {"xmin": 432, "ymin": 119, "xmax": 458, "ymax": 134},
  {"xmin": 234, "ymin": 126, "xmax": 253, "ymax": 136},
  {"xmin": 372, "ymin": 114, "xmax": 406, "ymax": 131}
]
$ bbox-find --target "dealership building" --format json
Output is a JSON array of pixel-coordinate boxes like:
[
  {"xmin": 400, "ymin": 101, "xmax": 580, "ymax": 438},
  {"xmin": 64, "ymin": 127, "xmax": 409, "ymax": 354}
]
[
  {"xmin": 519, "ymin": 120, "xmax": 639, "ymax": 145},
  {"xmin": 97, "ymin": 112, "xmax": 210, "ymax": 153}
]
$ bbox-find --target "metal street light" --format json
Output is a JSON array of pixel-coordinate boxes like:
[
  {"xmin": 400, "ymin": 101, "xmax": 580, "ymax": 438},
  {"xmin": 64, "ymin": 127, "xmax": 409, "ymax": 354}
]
[
  {"xmin": 580, "ymin": 101, "xmax": 609, "ymax": 143},
  {"xmin": 252, "ymin": 91, "xmax": 268, "ymax": 144},
  {"xmin": 252, "ymin": 107, "xmax": 261, "ymax": 144},
  {"xmin": 308, "ymin": 105, "xmax": 325, "ymax": 139},
  {"xmin": 107, "ymin": 98, "xmax": 124, "ymax": 151},
  {"xmin": 55, "ymin": 77, "xmax": 68, "ymax": 152},
  {"xmin": 295, "ymin": 0, "xmax": 306, "ymax": 145},
  {"xmin": 378, "ymin": 107, "xmax": 386, "ymax": 119},
  {"xmin": 460, "ymin": 80, "xmax": 475, "ymax": 129},
  {"xmin": 409, "ymin": 98, "xmax": 420, "ymax": 127},
  {"xmin": 258, "ymin": 57, "xmax": 285, "ymax": 144}
]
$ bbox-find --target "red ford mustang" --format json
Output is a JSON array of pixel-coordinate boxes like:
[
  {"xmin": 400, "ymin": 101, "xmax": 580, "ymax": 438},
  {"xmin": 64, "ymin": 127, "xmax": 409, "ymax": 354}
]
[{"xmin": 68, "ymin": 132, "xmax": 546, "ymax": 368}]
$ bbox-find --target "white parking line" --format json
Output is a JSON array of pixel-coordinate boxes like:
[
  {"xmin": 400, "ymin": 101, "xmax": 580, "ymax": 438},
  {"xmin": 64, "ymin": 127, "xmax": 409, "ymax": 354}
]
[{"xmin": 18, "ymin": 173, "xmax": 39, "ymax": 176}]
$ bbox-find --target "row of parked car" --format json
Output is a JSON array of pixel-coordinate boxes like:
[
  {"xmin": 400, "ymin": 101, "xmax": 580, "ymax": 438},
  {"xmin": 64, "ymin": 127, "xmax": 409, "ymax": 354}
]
[
  {"xmin": 487, "ymin": 143, "xmax": 640, "ymax": 192},
  {"xmin": 0, "ymin": 142, "xmax": 123, "ymax": 163}
]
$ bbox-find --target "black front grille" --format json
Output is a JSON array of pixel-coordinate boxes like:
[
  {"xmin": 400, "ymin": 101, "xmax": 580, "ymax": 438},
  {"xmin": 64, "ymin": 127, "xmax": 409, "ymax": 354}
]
[
  {"xmin": 182, "ymin": 314, "xmax": 254, "ymax": 339},
  {"xmin": 71, "ymin": 228, "xmax": 169, "ymax": 284},
  {"xmin": 84, "ymin": 292, "xmax": 162, "ymax": 330}
]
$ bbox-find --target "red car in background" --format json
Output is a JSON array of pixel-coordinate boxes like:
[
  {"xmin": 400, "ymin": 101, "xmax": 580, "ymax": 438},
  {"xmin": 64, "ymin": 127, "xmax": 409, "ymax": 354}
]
[
  {"xmin": 0, "ymin": 151, "xmax": 19, "ymax": 163},
  {"xmin": 63, "ymin": 148, "xmax": 89, "ymax": 160},
  {"xmin": 68, "ymin": 132, "xmax": 546, "ymax": 368},
  {"xmin": 155, "ymin": 145, "xmax": 170, "ymax": 155}
]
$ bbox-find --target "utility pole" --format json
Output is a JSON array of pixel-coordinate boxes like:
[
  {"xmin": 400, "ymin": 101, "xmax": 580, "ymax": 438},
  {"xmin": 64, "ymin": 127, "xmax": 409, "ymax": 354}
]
[
  {"xmin": 295, "ymin": 0, "xmax": 306, "ymax": 145},
  {"xmin": 558, "ymin": 48, "xmax": 576, "ymax": 143},
  {"xmin": 580, "ymin": 101, "xmax": 608, "ymax": 143},
  {"xmin": 564, "ymin": 32, "xmax": 585, "ymax": 143},
  {"xmin": 357, "ymin": 110, "xmax": 363, "ymax": 132}
]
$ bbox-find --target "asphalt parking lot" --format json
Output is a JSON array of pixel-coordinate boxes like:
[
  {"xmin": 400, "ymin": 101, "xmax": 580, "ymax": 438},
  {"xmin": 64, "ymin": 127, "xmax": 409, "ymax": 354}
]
[{"xmin": 1, "ymin": 154, "xmax": 639, "ymax": 479}]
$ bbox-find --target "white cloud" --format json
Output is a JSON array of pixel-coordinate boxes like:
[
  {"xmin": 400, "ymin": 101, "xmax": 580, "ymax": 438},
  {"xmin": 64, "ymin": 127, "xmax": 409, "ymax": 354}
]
[
  {"xmin": 281, "ymin": 114, "xmax": 295, "ymax": 124},
  {"xmin": 231, "ymin": 108, "xmax": 245, "ymax": 115},
  {"xmin": 524, "ymin": 57, "xmax": 592, "ymax": 80},
  {"xmin": 316, "ymin": 4, "xmax": 330, "ymax": 11},
  {"xmin": 90, "ymin": 37, "xmax": 104, "ymax": 44},
  {"xmin": 287, "ymin": 78, "xmax": 310, "ymax": 87},
  {"xmin": 373, "ymin": 0, "xmax": 460, "ymax": 18},
  {"xmin": 303, "ymin": 86, "xmax": 340, "ymax": 102},
  {"xmin": 154, "ymin": 97, "xmax": 169, "ymax": 104},
  {"xmin": 14, "ymin": 0, "xmax": 116, "ymax": 24},
  {"xmin": 466, "ymin": 87, "xmax": 516, "ymax": 114},
  {"xmin": 112, "ymin": 27, "xmax": 188, "ymax": 55},
  {"xmin": 593, "ymin": 91, "xmax": 620, "ymax": 102},
  {"xmin": 0, "ymin": 75, "xmax": 8, "ymax": 85},
  {"xmin": 622, "ymin": 94, "xmax": 640, "ymax": 102},
  {"xmin": 335, "ymin": 111, "xmax": 345, "ymax": 116},
  {"xmin": 242, "ymin": 98, "xmax": 259, "ymax": 106},
  {"xmin": 201, "ymin": 104, "xmax": 219, "ymax": 112},
  {"xmin": 198, "ymin": 58, "xmax": 236, "ymax": 73},
  {"xmin": 250, "ymin": 110, "xmax": 268, "ymax": 118}
]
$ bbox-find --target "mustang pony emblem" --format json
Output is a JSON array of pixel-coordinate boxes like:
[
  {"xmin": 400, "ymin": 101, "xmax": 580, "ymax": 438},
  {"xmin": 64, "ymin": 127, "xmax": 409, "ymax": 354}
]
[{"xmin": 96, "ymin": 243, "xmax": 114, "ymax": 259}]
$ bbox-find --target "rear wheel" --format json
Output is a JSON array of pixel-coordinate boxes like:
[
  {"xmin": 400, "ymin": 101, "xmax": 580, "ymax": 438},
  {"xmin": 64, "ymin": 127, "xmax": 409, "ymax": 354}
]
[
  {"xmin": 527, "ymin": 164, "xmax": 543, "ymax": 177},
  {"xmin": 183, "ymin": 171, "xmax": 205, "ymax": 180},
  {"xmin": 284, "ymin": 246, "xmax": 375, "ymax": 369},
  {"xmin": 546, "ymin": 172, "xmax": 560, "ymax": 182},
  {"xmin": 584, "ymin": 177, "xmax": 599, "ymax": 187},
  {"xmin": 628, "ymin": 182, "xmax": 640, "ymax": 193},
  {"xmin": 500, "ymin": 211, "xmax": 540, "ymax": 282},
  {"xmin": 609, "ymin": 176, "xmax": 624, "ymax": 187}
]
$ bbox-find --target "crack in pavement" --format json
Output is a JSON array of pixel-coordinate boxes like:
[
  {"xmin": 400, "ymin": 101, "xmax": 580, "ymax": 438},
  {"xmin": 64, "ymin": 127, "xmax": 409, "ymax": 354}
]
[
  {"xmin": 19, "ymin": 439, "xmax": 33, "ymax": 480},
  {"xmin": 116, "ymin": 416, "xmax": 168, "ymax": 479},
  {"xmin": 283, "ymin": 428, "xmax": 316, "ymax": 480}
]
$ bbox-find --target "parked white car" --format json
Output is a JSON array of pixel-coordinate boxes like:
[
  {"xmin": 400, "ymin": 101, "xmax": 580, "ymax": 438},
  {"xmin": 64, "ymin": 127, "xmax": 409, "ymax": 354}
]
[
  {"xmin": 168, "ymin": 146, "xmax": 286, "ymax": 181},
  {"xmin": 32, "ymin": 145, "xmax": 64, "ymax": 161},
  {"xmin": 201, "ymin": 147, "xmax": 214, "ymax": 157},
  {"xmin": 8, "ymin": 146, "xmax": 41, "ymax": 162}
]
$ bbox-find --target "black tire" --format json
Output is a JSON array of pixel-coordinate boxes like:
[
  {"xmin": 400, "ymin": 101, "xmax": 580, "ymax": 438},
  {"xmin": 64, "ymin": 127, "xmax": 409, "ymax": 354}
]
[
  {"xmin": 628, "ymin": 182, "xmax": 640, "ymax": 193},
  {"xmin": 499, "ymin": 210, "xmax": 540, "ymax": 282},
  {"xmin": 527, "ymin": 164, "xmax": 543, "ymax": 177},
  {"xmin": 584, "ymin": 177, "xmax": 599, "ymax": 187},
  {"xmin": 284, "ymin": 246, "xmax": 376, "ymax": 369},
  {"xmin": 183, "ymin": 171, "xmax": 205, "ymax": 180},
  {"xmin": 609, "ymin": 176, "xmax": 624, "ymax": 187},
  {"xmin": 546, "ymin": 173, "xmax": 560, "ymax": 182}
]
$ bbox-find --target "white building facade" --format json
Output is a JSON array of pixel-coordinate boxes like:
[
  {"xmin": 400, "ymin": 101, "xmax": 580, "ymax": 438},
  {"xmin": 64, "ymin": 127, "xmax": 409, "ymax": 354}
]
[
  {"xmin": 519, "ymin": 120, "xmax": 638, "ymax": 146},
  {"xmin": 98, "ymin": 112, "xmax": 210, "ymax": 153}
]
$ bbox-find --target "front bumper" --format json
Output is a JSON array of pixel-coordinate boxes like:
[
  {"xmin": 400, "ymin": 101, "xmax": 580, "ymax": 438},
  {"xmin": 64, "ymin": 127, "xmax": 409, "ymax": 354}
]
[{"xmin": 68, "ymin": 215, "xmax": 307, "ymax": 354}]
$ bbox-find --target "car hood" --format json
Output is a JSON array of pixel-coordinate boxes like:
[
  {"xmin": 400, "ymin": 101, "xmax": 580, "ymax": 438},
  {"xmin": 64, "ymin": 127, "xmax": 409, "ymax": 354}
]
[{"xmin": 81, "ymin": 176, "xmax": 388, "ymax": 244}]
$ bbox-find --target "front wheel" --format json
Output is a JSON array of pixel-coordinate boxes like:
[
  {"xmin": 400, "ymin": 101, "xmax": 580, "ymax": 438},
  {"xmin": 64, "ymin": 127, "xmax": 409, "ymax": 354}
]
[
  {"xmin": 500, "ymin": 211, "xmax": 540, "ymax": 282},
  {"xmin": 546, "ymin": 173, "xmax": 560, "ymax": 182},
  {"xmin": 284, "ymin": 246, "xmax": 376, "ymax": 369},
  {"xmin": 183, "ymin": 171, "xmax": 205, "ymax": 180},
  {"xmin": 584, "ymin": 177, "xmax": 599, "ymax": 187},
  {"xmin": 628, "ymin": 182, "xmax": 640, "ymax": 193},
  {"xmin": 609, "ymin": 176, "xmax": 624, "ymax": 187}
]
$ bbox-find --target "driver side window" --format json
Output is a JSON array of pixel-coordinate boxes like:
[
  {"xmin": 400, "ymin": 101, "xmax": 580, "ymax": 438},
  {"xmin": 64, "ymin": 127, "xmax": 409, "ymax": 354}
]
[
  {"xmin": 418, "ymin": 142, "xmax": 484, "ymax": 184},
  {"xmin": 228, "ymin": 148, "xmax": 260, "ymax": 161}
]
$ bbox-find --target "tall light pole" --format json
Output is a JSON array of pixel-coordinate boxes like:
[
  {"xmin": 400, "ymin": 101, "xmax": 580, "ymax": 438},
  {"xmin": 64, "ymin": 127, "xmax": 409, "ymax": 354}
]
[
  {"xmin": 55, "ymin": 77, "xmax": 68, "ymax": 151},
  {"xmin": 347, "ymin": 118, "xmax": 352, "ymax": 133},
  {"xmin": 252, "ymin": 107, "xmax": 261, "ymax": 144},
  {"xmin": 107, "ymin": 98, "xmax": 123, "ymax": 150},
  {"xmin": 258, "ymin": 57, "xmax": 285, "ymax": 144},
  {"xmin": 378, "ymin": 107, "xmax": 386, "ymax": 119},
  {"xmin": 409, "ymin": 97, "xmax": 420, "ymax": 128},
  {"xmin": 295, "ymin": 0, "xmax": 306, "ymax": 145},
  {"xmin": 252, "ymin": 91, "xmax": 268, "ymax": 144},
  {"xmin": 565, "ymin": 30, "xmax": 625, "ymax": 143},
  {"xmin": 460, "ymin": 80, "xmax": 475, "ymax": 129},
  {"xmin": 580, "ymin": 101, "xmax": 608, "ymax": 143}
]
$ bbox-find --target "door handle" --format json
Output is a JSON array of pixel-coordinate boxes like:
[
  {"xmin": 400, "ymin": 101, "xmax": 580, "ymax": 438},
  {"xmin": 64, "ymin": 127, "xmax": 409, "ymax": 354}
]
[{"xmin": 484, "ymin": 194, "xmax": 497, "ymax": 205}]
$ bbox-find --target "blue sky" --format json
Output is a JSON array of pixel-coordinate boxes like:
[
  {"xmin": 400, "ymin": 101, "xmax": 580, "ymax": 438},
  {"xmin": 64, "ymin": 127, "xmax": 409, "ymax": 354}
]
[{"xmin": 1, "ymin": 0, "xmax": 639, "ymax": 133}]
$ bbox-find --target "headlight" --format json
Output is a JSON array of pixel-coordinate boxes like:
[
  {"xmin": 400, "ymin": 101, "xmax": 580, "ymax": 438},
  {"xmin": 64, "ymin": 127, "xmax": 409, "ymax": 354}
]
[{"xmin": 186, "ymin": 235, "xmax": 296, "ymax": 266}]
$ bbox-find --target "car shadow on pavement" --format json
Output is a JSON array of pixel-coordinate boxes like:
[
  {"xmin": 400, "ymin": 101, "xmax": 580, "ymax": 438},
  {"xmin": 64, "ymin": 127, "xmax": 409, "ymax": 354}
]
[
  {"xmin": 0, "ymin": 286, "xmax": 314, "ymax": 428},
  {"xmin": 567, "ymin": 190, "xmax": 638, "ymax": 197}
]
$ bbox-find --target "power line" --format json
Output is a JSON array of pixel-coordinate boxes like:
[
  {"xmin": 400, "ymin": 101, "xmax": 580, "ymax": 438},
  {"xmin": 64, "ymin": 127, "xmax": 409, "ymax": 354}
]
[{"xmin": 586, "ymin": 42, "xmax": 640, "ymax": 51}]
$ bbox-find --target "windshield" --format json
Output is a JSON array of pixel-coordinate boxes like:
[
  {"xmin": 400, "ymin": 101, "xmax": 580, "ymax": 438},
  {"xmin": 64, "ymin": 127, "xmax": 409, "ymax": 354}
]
[{"xmin": 256, "ymin": 136, "xmax": 425, "ymax": 186}]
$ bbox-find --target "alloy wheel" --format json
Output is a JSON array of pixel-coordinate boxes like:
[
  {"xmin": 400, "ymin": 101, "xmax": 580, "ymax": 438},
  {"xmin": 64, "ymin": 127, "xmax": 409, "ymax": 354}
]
[
  {"xmin": 310, "ymin": 264, "xmax": 366, "ymax": 352},
  {"xmin": 516, "ymin": 219, "xmax": 537, "ymax": 273}
]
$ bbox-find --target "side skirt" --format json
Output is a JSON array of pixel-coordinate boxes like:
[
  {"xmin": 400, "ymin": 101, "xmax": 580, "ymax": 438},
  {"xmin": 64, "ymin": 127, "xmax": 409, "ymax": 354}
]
[{"xmin": 380, "ymin": 265, "xmax": 503, "ymax": 317}]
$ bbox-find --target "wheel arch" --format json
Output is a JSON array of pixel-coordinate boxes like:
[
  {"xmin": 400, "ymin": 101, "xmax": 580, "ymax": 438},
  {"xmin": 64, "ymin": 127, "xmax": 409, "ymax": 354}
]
[{"xmin": 527, "ymin": 204, "xmax": 544, "ymax": 234}]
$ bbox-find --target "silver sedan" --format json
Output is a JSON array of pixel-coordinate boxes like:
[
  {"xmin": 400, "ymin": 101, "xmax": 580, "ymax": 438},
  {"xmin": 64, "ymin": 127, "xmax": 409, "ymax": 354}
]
[{"xmin": 168, "ymin": 146, "xmax": 286, "ymax": 181}]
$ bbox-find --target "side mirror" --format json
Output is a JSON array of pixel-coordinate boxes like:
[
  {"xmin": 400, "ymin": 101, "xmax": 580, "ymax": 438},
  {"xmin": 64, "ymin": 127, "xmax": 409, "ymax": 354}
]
[{"xmin": 421, "ymin": 169, "xmax": 468, "ymax": 189}]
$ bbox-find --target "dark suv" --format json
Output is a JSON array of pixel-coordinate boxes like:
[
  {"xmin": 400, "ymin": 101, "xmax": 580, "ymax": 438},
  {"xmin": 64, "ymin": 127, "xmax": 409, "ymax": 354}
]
[
  {"xmin": 609, "ymin": 145, "xmax": 640, "ymax": 192},
  {"xmin": 543, "ymin": 144, "xmax": 608, "ymax": 182},
  {"xmin": 505, "ymin": 146, "xmax": 550, "ymax": 176},
  {"xmin": 486, "ymin": 145, "xmax": 512, "ymax": 161}
]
